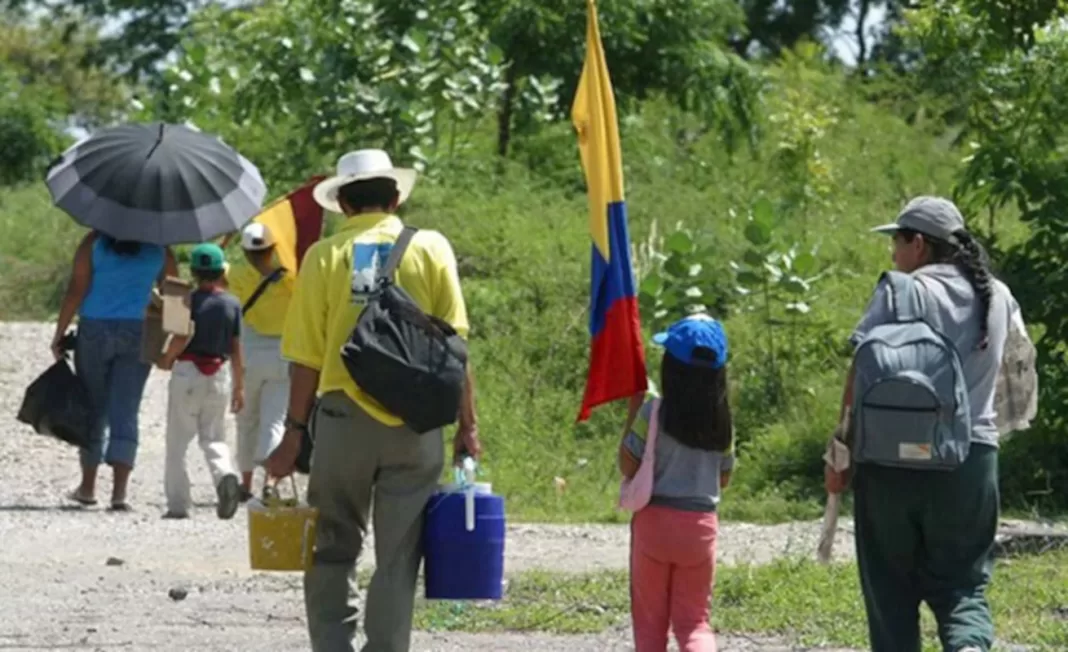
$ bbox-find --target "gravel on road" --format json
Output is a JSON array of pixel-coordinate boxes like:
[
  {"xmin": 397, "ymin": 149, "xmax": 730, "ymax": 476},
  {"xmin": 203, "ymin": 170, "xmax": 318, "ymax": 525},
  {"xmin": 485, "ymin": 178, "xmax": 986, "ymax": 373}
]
[{"xmin": 0, "ymin": 323, "xmax": 893, "ymax": 651}]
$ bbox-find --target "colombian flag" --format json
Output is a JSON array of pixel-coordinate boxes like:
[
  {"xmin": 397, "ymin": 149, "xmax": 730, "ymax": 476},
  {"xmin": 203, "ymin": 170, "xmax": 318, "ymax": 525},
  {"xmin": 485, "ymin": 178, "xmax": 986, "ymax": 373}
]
[
  {"xmin": 251, "ymin": 176, "xmax": 326, "ymax": 272},
  {"xmin": 572, "ymin": 0, "xmax": 648, "ymax": 422}
]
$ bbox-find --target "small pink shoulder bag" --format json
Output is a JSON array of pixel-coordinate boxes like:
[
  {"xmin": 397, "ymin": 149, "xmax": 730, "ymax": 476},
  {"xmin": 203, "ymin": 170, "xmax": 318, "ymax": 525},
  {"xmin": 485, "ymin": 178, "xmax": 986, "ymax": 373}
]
[{"xmin": 618, "ymin": 399, "xmax": 661, "ymax": 512}]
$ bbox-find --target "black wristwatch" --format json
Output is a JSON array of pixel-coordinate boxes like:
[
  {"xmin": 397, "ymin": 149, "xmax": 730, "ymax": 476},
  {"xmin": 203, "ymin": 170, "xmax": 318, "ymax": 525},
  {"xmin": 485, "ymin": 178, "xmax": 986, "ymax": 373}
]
[{"xmin": 284, "ymin": 414, "xmax": 308, "ymax": 433}]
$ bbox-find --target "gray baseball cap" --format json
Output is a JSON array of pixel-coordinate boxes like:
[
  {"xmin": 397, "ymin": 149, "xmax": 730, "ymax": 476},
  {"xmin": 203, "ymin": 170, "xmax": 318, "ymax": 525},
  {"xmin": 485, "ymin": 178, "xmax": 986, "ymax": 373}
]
[{"xmin": 871, "ymin": 196, "xmax": 966, "ymax": 241}]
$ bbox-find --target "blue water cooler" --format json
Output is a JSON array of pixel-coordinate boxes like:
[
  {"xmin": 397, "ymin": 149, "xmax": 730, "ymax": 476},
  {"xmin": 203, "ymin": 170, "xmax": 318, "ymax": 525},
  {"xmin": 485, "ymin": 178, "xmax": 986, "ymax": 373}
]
[{"xmin": 423, "ymin": 481, "xmax": 506, "ymax": 600}]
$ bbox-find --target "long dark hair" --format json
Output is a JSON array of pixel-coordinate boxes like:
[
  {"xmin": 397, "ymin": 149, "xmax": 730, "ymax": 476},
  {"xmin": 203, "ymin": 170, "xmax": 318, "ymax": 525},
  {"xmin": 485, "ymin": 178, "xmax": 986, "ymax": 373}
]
[
  {"xmin": 659, "ymin": 350, "xmax": 733, "ymax": 452},
  {"xmin": 100, "ymin": 234, "xmax": 142, "ymax": 257},
  {"xmin": 899, "ymin": 227, "xmax": 994, "ymax": 348}
]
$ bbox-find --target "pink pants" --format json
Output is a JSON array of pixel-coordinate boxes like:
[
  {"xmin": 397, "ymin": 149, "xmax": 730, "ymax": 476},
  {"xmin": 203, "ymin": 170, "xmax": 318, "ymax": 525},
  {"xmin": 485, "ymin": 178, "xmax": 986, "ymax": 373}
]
[{"xmin": 630, "ymin": 505, "xmax": 719, "ymax": 652}]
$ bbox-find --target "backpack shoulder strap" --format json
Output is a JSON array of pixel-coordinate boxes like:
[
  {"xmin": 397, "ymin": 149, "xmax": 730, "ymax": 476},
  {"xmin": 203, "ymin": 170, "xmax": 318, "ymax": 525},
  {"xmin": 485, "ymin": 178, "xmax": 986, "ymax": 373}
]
[
  {"xmin": 645, "ymin": 398, "xmax": 662, "ymax": 453},
  {"xmin": 242, "ymin": 267, "xmax": 286, "ymax": 315},
  {"xmin": 882, "ymin": 270, "xmax": 925, "ymax": 323},
  {"xmin": 377, "ymin": 226, "xmax": 419, "ymax": 284}
]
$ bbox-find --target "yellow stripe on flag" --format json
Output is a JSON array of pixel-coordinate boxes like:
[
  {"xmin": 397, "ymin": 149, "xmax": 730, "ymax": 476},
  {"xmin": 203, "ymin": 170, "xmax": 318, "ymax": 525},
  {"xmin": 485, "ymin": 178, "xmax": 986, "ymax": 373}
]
[
  {"xmin": 571, "ymin": 0, "xmax": 625, "ymax": 261},
  {"xmin": 253, "ymin": 197, "xmax": 298, "ymax": 273}
]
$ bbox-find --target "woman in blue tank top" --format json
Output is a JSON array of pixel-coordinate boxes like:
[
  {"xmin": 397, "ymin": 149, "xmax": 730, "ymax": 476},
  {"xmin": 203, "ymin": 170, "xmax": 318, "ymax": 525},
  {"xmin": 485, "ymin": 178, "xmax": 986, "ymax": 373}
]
[{"xmin": 51, "ymin": 231, "xmax": 177, "ymax": 511}]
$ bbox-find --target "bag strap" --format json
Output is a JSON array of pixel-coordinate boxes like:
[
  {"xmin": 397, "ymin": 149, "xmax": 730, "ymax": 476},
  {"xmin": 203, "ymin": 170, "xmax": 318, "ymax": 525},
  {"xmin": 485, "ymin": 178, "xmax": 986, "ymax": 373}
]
[
  {"xmin": 377, "ymin": 226, "xmax": 419, "ymax": 285},
  {"xmin": 620, "ymin": 392, "xmax": 644, "ymax": 440},
  {"xmin": 645, "ymin": 399, "xmax": 661, "ymax": 454},
  {"xmin": 242, "ymin": 267, "xmax": 286, "ymax": 315},
  {"xmin": 882, "ymin": 271, "xmax": 924, "ymax": 323}
]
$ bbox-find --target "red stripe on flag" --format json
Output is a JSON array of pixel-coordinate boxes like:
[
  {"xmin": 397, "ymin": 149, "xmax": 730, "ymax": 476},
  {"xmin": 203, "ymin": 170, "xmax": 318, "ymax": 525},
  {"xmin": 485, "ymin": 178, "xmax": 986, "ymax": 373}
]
[
  {"xmin": 578, "ymin": 296, "xmax": 646, "ymax": 421},
  {"xmin": 291, "ymin": 176, "xmax": 326, "ymax": 268}
]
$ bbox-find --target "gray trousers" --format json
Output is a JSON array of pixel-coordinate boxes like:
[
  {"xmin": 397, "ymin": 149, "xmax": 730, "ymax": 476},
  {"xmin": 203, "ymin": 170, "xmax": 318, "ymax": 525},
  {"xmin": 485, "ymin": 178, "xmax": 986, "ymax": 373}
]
[{"xmin": 304, "ymin": 391, "xmax": 444, "ymax": 652}]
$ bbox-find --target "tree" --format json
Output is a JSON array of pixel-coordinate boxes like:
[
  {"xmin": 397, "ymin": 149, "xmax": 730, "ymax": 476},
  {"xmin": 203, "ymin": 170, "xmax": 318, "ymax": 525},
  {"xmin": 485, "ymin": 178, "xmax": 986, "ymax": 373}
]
[
  {"xmin": 732, "ymin": 0, "xmax": 852, "ymax": 58},
  {"xmin": 901, "ymin": 0, "xmax": 1068, "ymax": 508},
  {"xmin": 476, "ymin": 0, "xmax": 763, "ymax": 157},
  {"xmin": 9, "ymin": 0, "xmax": 211, "ymax": 82},
  {"xmin": 154, "ymin": 0, "xmax": 507, "ymax": 185},
  {"xmin": 0, "ymin": 14, "xmax": 129, "ymax": 185}
]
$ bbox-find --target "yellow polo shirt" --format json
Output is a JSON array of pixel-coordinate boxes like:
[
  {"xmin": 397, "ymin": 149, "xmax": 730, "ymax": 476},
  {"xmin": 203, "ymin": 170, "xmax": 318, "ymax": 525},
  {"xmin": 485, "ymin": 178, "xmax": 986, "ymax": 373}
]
[
  {"xmin": 227, "ymin": 260, "xmax": 295, "ymax": 337},
  {"xmin": 280, "ymin": 213, "xmax": 469, "ymax": 426}
]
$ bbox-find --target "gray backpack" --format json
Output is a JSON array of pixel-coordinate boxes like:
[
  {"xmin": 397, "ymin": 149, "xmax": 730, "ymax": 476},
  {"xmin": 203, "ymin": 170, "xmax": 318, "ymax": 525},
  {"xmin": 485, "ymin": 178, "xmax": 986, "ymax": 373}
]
[{"xmin": 852, "ymin": 271, "xmax": 972, "ymax": 470}]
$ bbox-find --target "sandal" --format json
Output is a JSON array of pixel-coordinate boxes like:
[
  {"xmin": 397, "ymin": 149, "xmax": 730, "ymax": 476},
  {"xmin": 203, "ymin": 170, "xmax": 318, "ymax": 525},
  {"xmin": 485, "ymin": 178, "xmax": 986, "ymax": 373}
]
[
  {"xmin": 66, "ymin": 490, "xmax": 98, "ymax": 507},
  {"xmin": 108, "ymin": 502, "xmax": 132, "ymax": 512}
]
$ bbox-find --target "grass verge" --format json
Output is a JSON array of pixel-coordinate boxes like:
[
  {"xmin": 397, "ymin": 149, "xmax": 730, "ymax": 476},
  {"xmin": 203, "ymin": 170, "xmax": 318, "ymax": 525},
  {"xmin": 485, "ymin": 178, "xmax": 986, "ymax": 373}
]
[{"xmin": 412, "ymin": 552, "xmax": 1068, "ymax": 650}]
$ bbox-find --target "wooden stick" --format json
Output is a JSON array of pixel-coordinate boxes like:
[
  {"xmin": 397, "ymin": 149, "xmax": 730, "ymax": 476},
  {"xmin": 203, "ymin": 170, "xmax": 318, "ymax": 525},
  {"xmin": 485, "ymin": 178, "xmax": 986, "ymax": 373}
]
[
  {"xmin": 817, "ymin": 408, "xmax": 852, "ymax": 564},
  {"xmin": 817, "ymin": 492, "xmax": 840, "ymax": 564}
]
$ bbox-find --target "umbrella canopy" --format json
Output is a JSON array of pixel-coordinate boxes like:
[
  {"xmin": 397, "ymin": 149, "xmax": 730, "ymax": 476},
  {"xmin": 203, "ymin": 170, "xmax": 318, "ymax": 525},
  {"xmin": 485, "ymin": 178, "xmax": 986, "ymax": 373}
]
[{"xmin": 46, "ymin": 123, "xmax": 267, "ymax": 246}]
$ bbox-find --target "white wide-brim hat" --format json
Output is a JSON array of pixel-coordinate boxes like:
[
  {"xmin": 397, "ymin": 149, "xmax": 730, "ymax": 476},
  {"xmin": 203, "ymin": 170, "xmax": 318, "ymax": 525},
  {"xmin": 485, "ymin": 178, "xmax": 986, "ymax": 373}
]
[{"xmin": 313, "ymin": 149, "xmax": 417, "ymax": 214}]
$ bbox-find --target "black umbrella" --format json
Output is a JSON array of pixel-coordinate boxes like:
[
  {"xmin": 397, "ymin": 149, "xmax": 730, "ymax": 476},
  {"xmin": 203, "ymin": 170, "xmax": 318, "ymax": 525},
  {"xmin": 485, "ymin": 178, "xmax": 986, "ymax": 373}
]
[{"xmin": 45, "ymin": 123, "xmax": 267, "ymax": 245}]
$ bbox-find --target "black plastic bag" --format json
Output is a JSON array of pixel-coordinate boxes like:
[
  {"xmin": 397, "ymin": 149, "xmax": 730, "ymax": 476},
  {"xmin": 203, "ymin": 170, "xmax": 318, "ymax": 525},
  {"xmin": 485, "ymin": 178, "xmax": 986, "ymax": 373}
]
[{"xmin": 17, "ymin": 359, "xmax": 95, "ymax": 449}]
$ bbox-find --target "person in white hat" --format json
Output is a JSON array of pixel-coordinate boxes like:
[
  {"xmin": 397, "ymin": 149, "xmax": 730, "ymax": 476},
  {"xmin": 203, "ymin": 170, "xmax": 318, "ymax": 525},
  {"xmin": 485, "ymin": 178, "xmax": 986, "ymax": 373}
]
[
  {"xmin": 227, "ymin": 221, "xmax": 294, "ymax": 500},
  {"xmin": 266, "ymin": 149, "xmax": 482, "ymax": 652}
]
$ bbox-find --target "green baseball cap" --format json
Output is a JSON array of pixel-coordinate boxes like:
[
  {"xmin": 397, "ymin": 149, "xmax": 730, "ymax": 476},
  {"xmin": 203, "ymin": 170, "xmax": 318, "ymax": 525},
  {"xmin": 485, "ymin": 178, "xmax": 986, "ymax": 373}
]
[{"xmin": 190, "ymin": 243, "xmax": 226, "ymax": 272}]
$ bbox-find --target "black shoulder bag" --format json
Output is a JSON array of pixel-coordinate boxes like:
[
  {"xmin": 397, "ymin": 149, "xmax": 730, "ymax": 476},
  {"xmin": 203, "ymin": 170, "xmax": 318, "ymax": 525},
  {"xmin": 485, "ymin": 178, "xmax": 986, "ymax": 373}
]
[{"xmin": 341, "ymin": 227, "xmax": 468, "ymax": 434}]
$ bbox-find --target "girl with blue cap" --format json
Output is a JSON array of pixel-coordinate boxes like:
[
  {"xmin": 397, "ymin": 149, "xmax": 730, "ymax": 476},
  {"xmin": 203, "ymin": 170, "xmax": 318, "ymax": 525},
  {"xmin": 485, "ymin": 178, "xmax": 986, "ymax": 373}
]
[{"xmin": 619, "ymin": 313, "xmax": 735, "ymax": 652}]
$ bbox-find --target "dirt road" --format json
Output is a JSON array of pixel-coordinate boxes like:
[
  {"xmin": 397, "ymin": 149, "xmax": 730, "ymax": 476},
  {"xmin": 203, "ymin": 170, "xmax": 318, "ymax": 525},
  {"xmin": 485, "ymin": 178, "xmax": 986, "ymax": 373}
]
[{"xmin": 0, "ymin": 322, "xmax": 858, "ymax": 651}]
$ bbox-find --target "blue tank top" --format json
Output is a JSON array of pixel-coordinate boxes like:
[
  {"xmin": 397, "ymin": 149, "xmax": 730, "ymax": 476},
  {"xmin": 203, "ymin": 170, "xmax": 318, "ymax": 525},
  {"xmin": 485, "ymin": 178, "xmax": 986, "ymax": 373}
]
[{"xmin": 80, "ymin": 238, "xmax": 165, "ymax": 320}]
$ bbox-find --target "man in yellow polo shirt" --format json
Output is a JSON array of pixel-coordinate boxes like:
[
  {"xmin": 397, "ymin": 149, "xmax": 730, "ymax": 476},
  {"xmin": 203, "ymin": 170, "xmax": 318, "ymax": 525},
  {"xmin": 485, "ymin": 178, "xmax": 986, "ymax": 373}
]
[
  {"xmin": 267, "ymin": 149, "xmax": 481, "ymax": 652},
  {"xmin": 227, "ymin": 222, "xmax": 295, "ymax": 500}
]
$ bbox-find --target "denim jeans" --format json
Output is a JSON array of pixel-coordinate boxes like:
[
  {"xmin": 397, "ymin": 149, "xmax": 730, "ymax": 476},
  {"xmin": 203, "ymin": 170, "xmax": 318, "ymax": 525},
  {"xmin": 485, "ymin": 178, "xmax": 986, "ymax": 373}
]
[{"xmin": 74, "ymin": 318, "xmax": 153, "ymax": 468}]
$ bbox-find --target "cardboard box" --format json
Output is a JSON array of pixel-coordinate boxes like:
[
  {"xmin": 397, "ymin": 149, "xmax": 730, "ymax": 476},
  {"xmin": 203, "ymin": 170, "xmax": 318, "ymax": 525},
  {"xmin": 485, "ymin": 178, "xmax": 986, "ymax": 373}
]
[
  {"xmin": 161, "ymin": 277, "xmax": 194, "ymax": 336},
  {"xmin": 140, "ymin": 280, "xmax": 196, "ymax": 365}
]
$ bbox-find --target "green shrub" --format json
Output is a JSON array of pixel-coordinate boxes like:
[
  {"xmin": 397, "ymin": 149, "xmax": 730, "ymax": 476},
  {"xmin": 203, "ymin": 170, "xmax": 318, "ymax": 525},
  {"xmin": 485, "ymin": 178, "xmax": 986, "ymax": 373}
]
[{"xmin": 4, "ymin": 62, "xmax": 1062, "ymax": 521}]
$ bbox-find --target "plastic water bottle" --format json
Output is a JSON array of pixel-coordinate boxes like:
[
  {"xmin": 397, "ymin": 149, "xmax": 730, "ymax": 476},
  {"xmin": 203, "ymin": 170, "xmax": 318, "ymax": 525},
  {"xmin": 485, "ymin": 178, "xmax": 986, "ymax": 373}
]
[{"xmin": 462, "ymin": 457, "xmax": 477, "ymax": 532}]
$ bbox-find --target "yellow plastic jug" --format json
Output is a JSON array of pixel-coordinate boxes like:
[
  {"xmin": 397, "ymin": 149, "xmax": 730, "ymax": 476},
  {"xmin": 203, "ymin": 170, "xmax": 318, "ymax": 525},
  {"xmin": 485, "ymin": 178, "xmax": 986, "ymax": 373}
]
[{"xmin": 247, "ymin": 478, "xmax": 318, "ymax": 572}]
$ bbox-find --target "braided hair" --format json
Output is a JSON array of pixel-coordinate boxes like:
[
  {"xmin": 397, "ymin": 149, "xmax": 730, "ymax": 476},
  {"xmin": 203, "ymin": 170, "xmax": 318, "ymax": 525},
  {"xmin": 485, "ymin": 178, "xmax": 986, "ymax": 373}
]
[
  {"xmin": 898, "ymin": 228, "xmax": 994, "ymax": 349},
  {"xmin": 949, "ymin": 229, "xmax": 994, "ymax": 349}
]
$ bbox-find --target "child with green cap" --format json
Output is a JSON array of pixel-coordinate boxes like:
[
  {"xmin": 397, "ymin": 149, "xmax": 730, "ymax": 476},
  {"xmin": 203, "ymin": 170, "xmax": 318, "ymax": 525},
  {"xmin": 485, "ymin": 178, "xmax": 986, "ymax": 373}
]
[{"xmin": 158, "ymin": 242, "xmax": 244, "ymax": 520}]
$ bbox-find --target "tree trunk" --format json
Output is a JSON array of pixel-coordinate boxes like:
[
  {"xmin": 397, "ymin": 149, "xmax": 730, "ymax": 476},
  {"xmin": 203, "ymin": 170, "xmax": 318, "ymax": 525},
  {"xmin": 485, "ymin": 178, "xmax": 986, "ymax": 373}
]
[
  {"xmin": 496, "ymin": 64, "xmax": 519, "ymax": 159},
  {"xmin": 856, "ymin": 0, "xmax": 872, "ymax": 69}
]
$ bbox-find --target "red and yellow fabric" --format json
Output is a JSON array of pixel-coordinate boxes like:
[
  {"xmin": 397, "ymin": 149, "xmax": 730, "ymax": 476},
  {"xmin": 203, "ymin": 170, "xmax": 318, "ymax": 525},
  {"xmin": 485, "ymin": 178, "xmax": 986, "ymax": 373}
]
[{"xmin": 249, "ymin": 176, "xmax": 326, "ymax": 274}]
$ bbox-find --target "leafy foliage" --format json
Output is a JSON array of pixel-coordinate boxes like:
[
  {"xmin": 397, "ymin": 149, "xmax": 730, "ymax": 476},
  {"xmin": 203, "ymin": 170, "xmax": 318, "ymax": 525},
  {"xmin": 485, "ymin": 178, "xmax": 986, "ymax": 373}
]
[
  {"xmin": 3, "ymin": 0, "xmax": 1068, "ymax": 520},
  {"xmin": 0, "ymin": 74, "xmax": 60, "ymax": 185},
  {"xmin": 734, "ymin": 0, "xmax": 852, "ymax": 57},
  {"xmin": 153, "ymin": 0, "xmax": 507, "ymax": 183},
  {"xmin": 0, "ymin": 15, "xmax": 127, "ymax": 183},
  {"xmin": 477, "ymin": 0, "xmax": 764, "ymax": 155},
  {"xmin": 633, "ymin": 221, "xmax": 735, "ymax": 334},
  {"xmin": 0, "ymin": 16, "xmax": 128, "ymax": 126},
  {"xmin": 902, "ymin": 0, "xmax": 1068, "ymax": 506},
  {"xmin": 731, "ymin": 198, "xmax": 831, "ymax": 411},
  {"xmin": 29, "ymin": 0, "xmax": 204, "ymax": 81}
]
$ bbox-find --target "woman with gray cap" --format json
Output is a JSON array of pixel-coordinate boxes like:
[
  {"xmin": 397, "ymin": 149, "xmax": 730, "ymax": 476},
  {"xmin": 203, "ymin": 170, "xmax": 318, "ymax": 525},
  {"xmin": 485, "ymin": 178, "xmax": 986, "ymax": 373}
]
[{"xmin": 826, "ymin": 196, "xmax": 1014, "ymax": 652}]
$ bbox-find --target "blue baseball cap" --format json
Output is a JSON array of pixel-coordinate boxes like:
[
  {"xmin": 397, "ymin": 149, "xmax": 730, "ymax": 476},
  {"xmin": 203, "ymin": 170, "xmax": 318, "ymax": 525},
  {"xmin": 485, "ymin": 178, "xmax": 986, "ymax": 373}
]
[{"xmin": 652, "ymin": 314, "xmax": 728, "ymax": 369}]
